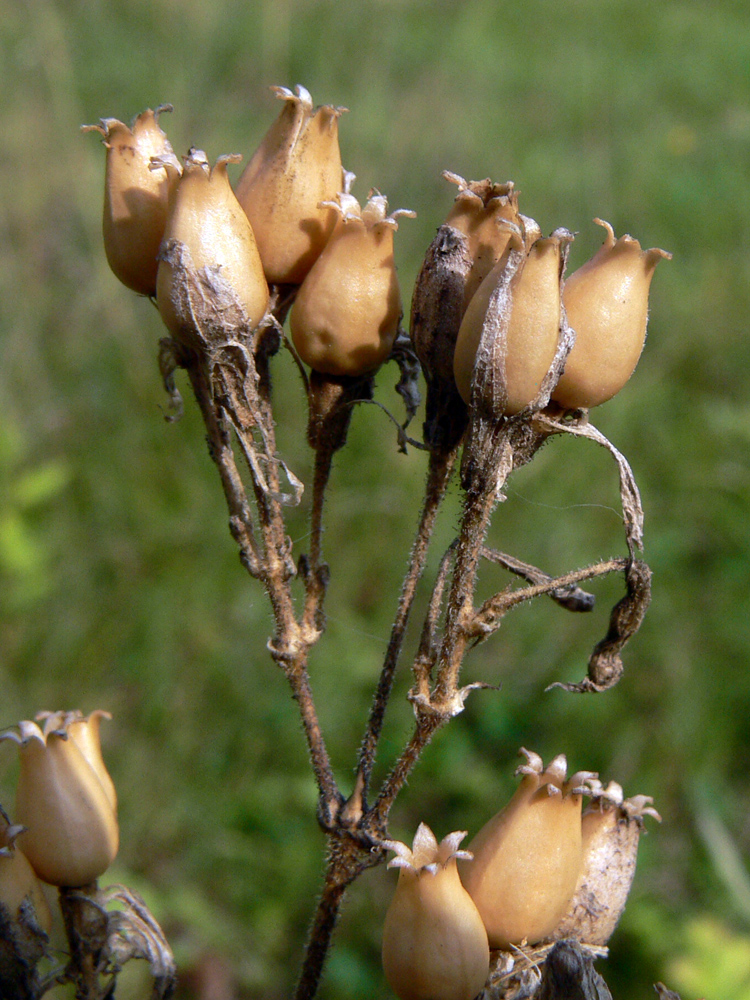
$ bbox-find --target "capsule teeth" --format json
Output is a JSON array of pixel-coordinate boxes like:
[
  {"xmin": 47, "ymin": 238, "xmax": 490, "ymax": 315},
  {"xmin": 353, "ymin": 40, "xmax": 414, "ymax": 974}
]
[
  {"xmin": 566, "ymin": 770, "xmax": 599, "ymax": 796},
  {"xmin": 515, "ymin": 747, "xmax": 544, "ymax": 777},
  {"xmin": 622, "ymin": 795, "xmax": 662, "ymax": 824},
  {"xmin": 545, "ymin": 754, "xmax": 568, "ymax": 785},
  {"xmin": 438, "ymin": 830, "xmax": 469, "ymax": 862}
]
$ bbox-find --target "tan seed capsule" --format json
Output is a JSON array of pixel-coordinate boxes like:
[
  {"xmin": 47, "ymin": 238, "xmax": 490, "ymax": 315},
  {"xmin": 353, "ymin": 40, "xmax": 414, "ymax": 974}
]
[
  {"xmin": 290, "ymin": 180, "xmax": 415, "ymax": 376},
  {"xmin": 382, "ymin": 824, "xmax": 489, "ymax": 1000},
  {"xmin": 156, "ymin": 149, "xmax": 269, "ymax": 349},
  {"xmin": 554, "ymin": 781, "xmax": 661, "ymax": 944},
  {"xmin": 236, "ymin": 85, "xmax": 347, "ymax": 284},
  {"xmin": 454, "ymin": 228, "xmax": 573, "ymax": 416},
  {"xmin": 0, "ymin": 712, "xmax": 118, "ymax": 888},
  {"xmin": 82, "ymin": 107, "xmax": 181, "ymax": 296},
  {"xmin": 459, "ymin": 750, "xmax": 596, "ymax": 949},
  {"xmin": 553, "ymin": 219, "xmax": 672, "ymax": 409},
  {"xmin": 442, "ymin": 172, "xmax": 520, "ymax": 311}
]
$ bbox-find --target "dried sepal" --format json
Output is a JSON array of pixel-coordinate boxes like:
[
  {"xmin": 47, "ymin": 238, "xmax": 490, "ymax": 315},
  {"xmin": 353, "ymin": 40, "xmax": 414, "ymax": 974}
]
[
  {"xmin": 554, "ymin": 783, "xmax": 661, "ymax": 945},
  {"xmin": 553, "ymin": 219, "xmax": 672, "ymax": 409},
  {"xmin": 156, "ymin": 148, "xmax": 269, "ymax": 353},
  {"xmin": 0, "ymin": 711, "xmax": 118, "ymax": 887},
  {"xmin": 459, "ymin": 749, "xmax": 596, "ymax": 949},
  {"xmin": 236, "ymin": 85, "xmax": 347, "ymax": 284},
  {"xmin": 83, "ymin": 106, "xmax": 181, "ymax": 296},
  {"xmin": 290, "ymin": 179, "xmax": 415, "ymax": 376},
  {"xmin": 382, "ymin": 824, "xmax": 489, "ymax": 1000}
]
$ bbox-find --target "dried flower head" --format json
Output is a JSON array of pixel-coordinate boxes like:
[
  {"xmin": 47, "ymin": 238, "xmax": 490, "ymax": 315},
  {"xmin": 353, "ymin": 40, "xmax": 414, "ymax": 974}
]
[
  {"xmin": 0, "ymin": 807, "xmax": 51, "ymax": 936},
  {"xmin": 0, "ymin": 711, "xmax": 118, "ymax": 887},
  {"xmin": 82, "ymin": 107, "xmax": 181, "ymax": 296},
  {"xmin": 382, "ymin": 823, "xmax": 489, "ymax": 1000}
]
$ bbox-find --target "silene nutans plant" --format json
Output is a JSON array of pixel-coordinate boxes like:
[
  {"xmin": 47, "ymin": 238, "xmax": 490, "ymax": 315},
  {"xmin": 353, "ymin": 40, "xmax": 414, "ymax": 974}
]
[{"xmin": 0, "ymin": 79, "xmax": 674, "ymax": 1000}]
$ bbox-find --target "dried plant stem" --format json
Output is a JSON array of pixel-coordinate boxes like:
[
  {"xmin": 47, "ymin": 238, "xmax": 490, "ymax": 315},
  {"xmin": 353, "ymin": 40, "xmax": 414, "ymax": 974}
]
[
  {"xmin": 432, "ymin": 472, "xmax": 501, "ymax": 705},
  {"xmin": 302, "ymin": 443, "xmax": 335, "ymax": 634},
  {"xmin": 185, "ymin": 356, "xmax": 340, "ymax": 816},
  {"xmin": 294, "ymin": 834, "xmax": 379, "ymax": 1000},
  {"xmin": 58, "ymin": 884, "xmax": 107, "ymax": 1000},
  {"xmin": 345, "ymin": 446, "xmax": 458, "ymax": 821}
]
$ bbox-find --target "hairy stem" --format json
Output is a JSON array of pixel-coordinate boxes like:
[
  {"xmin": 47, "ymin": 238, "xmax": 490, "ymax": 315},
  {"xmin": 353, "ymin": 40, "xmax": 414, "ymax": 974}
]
[
  {"xmin": 294, "ymin": 835, "xmax": 378, "ymax": 1000},
  {"xmin": 345, "ymin": 446, "xmax": 457, "ymax": 820}
]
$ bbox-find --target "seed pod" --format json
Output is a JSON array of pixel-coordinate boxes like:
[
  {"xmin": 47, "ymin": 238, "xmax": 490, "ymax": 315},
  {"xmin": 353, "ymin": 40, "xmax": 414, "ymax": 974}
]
[
  {"xmin": 554, "ymin": 781, "xmax": 661, "ymax": 945},
  {"xmin": 235, "ymin": 85, "xmax": 347, "ymax": 284},
  {"xmin": 552, "ymin": 219, "xmax": 672, "ymax": 409},
  {"xmin": 454, "ymin": 228, "xmax": 573, "ymax": 417},
  {"xmin": 459, "ymin": 749, "xmax": 596, "ymax": 949},
  {"xmin": 0, "ymin": 712, "xmax": 119, "ymax": 887},
  {"xmin": 290, "ymin": 179, "xmax": 415, "ymax": 376},
  {"xmin": 156, "ymin": 149, "xmax": 269, "ymax": 350},
  {"xmin": 409, "ymin": 173, "xmax": 518, "ymax": 450},
  {"xmin": 82, "ymin": 107, "xmax": 181, "ymax": 296},
  {"xmin": 36, "ymin": 709, "xmax": 117, "ymax": 811},
  {"xmin": 0, "ymin": 809, "xmax": 51, "ymax": 936},
  {"xmin": 442, "ymin": 172, "xmax": 520, "ymax": 311},
  {"xmin": 382, "ymin": 824, "xmax": 489, "ymax": 1000}
]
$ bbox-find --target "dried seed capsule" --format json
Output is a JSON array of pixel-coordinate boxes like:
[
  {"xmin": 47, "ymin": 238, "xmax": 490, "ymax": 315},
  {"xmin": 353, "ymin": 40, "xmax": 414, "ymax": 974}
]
[
  {"xmin": 552, "ymin": 219, "xmax": 672, "ymax": 409},
  {"xmin": 82, "ymin": 107, "xmax": 181, "ymax": 296},
  {"xmin": 459, "ymin": 749, "xmax": 596, "ymax": 949},
  {"xmin": 442, "ymin": 172, "xmax": 520, "ymax": 311},
  {"xmin": 156, "ymin": 149, "xmax": 269, "ymax": 350},
  {"xmin": 0, "ymin": 712, "xmax": 118, "ymax": 887},
  {"xmin": 0, "ymin": 809, "xmax": 51, "ymax": 936},
  {"xmin": 410, "ymin": 173, "xmax": 519, "ymax": 450},
  {"xmin": 554, "ymin": 781, "xmax": 661, "ymax": 944},
  {"xmin": 236, "ymin": 85, "xmax": 347, "ymax": 284},
  {"xmin": 382, "ymin": 824, "xmax": 489, "ymax": 1000},
  {"xmin": 290, "ymin": 179, "xmax": 415, "ymax": 376},
  {"xmin": 454, "ymin": 228, "xmax": 573, "ymax": 417}
]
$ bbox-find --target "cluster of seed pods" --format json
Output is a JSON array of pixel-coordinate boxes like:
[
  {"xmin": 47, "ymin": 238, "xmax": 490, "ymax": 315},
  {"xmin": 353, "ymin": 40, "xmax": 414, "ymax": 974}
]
[
  {"xmin": 412, "ymin": 173, "xmax": 671, "ymax": 447},
  {"xmin": 382, "ymin": 749, "xmax": 660, "ymax": 1000},
  {"xmin": 0, "ymin": 710, "xmax": 118, "ymax": 940},
  {"xmin": 84, "ymin": 86, "xmax": 414, "ymax": 378},
  {"xmin": 84, "ymin": 85, "xmax": 670, "ymax": 422}
]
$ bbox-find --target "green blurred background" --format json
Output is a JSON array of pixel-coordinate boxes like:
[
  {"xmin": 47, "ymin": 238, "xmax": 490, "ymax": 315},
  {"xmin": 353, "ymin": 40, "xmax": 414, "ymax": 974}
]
[{"xmin": 1, "ymin": 0, "xmax": 749, "ymax": 997}]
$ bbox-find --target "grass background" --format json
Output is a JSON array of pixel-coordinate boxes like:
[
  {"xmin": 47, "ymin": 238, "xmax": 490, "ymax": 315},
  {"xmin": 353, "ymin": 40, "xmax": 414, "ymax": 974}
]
[{"xmin": 1, "ymin": 0, "xmax": 750, "ymax": 997}]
